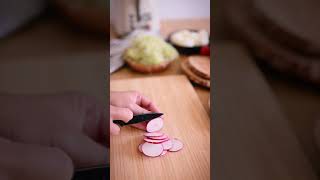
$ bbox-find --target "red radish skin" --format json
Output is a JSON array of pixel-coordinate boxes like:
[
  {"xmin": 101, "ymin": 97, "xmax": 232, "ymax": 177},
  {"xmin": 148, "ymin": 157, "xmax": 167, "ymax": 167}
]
[
  {"xmin": 168, "ymin": 139, "xmax": 183, "ymax": 152},
  {"xmin": 146, "ymin": 118, "xmax": 163, "ymax": 132},
  {"xmin": 144, "ymin": 132, "xmax": 164, "ymax": 137},
  {"xmin": 144, "ymin": 137, "xmax": 169, "ymax": 144},
  {"xmin": 138, "ymin": 143, "xmax": 143, "ymax": 153},
  {"xmin": 141, "ymin": 142, "xmax": 164, "ymax": 157},
  {"xmin": 160, "ymin": 150, "xmax": 168, "ymax": 156},
  {"xmin": 162, "ymin": 139, "xmax": 173, "ymax": 150},
  {"xmin": 149, "ymin": 135, "xmax": 168, "ymax": 140}
]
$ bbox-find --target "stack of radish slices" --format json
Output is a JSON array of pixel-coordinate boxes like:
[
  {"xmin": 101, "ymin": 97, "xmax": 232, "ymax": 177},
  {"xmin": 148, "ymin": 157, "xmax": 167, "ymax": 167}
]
[{"xmin": 139, "ymin": 132, "xmax": 183, "ymax": 157}]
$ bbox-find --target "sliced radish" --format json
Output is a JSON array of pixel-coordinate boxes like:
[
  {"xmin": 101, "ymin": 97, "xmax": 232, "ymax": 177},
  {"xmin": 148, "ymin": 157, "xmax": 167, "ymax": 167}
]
[
  {"xmin": 141, "ymin": 142, "xmax": 163, "ymax": 157},
  {"xmin": 138, "ymin": 143, "xmax": 143, "ymax": 152},
  {"xmin": 144, "ymin": 138, "xmax": 169, "ymax": 144},
  {"xmin": 162, "ymin": 139, "xmax": 173, "ymax": 150},
  {"xmin": 168, "ymin": 139, "xmax": 183, "ymax": 152},
  {"xmin": 149, "ymin": 134, "xmax": 168, "ymax": 140},
  {"xmin": 160, "ymin": 150, "xmax": 168, "ymax": 156},
  {"xmin": 146, "ymin": 118, "xmax": 163, "ymax": 132},
  {"xmin": 144, "ymin": 132, "xmax": 164, "ymax": 137}
]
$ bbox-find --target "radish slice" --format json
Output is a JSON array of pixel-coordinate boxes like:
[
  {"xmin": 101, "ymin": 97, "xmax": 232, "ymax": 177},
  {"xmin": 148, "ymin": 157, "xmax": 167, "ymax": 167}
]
[
  {"xmin": 141, "ymin": 142, "xmax": 163, "ymax": 157},
  {"xmin": 149, "ymin": 135, "xmax": 168, "ymax": 140},
  {"xmin": 146, "ymin": 118, "xmax": 163, "ymax": 132},
  {"xmin": 138, "ymin": 143, "xmax": 143, "ymax": 152},
  {"xmin": 160, "ymin": 150, "xmax": 168, "ymax": 156},
  {"xmin": 144, "ymin": 132, "xmax": 164, "ymax": 137},
  {"xmin": 162, "ymin": 139, "xmax": 173, "ymax": 150},
  {"xmin": 144, "ymin": 138, "xmax": 169, "ymax": 144},
  {"xmin": 168, "ymin": 139, "xmax": 183, "ymax": 152}
]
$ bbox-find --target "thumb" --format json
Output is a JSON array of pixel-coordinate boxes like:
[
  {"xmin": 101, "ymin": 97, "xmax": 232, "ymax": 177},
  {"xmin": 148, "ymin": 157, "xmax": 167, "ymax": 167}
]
[{"xmin": 55, "ymin": 133, "xmax": 109, "ymax": 168}]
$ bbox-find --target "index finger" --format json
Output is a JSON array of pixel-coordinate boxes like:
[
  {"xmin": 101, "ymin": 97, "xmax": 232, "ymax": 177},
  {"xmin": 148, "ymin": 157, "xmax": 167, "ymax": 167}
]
[{"xmin": 137, "ymin": 94, "xmax": 161, "ymax": 113}]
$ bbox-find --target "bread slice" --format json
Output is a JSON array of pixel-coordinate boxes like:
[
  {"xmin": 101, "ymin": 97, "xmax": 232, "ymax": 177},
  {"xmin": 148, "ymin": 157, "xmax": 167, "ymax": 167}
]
[
  {"xmin": 187, "ymin": 56, "xmax": 210, "ymax": 79},
  {"xmin": 181, "ymin": 60, "xmax": 210, "ymax": 88},
  {"xmin": 125, "ymin": 59, "xmax": 172, "ymax": 73}
]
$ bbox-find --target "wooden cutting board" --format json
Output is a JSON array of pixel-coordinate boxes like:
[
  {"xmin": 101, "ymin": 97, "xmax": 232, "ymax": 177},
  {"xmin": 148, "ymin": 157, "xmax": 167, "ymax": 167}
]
[{"xmin": 110, "ymin": 75, "xmax": 210, "ymax": 180}]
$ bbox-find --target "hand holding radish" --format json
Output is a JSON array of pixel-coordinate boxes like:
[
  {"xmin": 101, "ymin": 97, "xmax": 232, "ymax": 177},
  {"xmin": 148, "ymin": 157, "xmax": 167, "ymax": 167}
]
[{"xmin": 110, "ymin": 91, "xmax": 183, "ymax": 157}]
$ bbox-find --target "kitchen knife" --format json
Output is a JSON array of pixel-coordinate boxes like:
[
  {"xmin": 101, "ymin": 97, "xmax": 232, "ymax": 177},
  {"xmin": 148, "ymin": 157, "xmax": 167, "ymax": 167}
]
[{"xmin": 113, "ymin": 112, "xmax": 163, "ymax": 127}]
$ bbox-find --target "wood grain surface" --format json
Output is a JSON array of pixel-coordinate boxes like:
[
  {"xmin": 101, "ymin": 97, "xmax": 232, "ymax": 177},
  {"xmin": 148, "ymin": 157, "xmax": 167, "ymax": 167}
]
[{"xmin": 110, "ymin": 75, "xmax": 210, "ymax": 180}]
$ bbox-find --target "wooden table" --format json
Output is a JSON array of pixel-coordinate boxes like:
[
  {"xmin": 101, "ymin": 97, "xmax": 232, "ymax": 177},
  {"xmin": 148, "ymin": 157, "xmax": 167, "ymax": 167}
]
[{"xmin": 110, "ymin": 18, "xmax": 211, "ymax": 115}]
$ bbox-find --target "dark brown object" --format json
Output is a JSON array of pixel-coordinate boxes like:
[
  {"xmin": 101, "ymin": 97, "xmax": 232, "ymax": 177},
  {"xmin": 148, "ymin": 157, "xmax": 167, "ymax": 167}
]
[
  {"xmin": 213, "ymin": 42, "xmax": 317, "ymax": 180},
  {"xmin": 253, "ymin": 0, "xmax": 320, "ymax": 56},
  {"xmin": 225, "ymin": 0, "xmax": 320, "ymax": 86},
  {"xmin": 54, "ymin": 0, "xmax": 107, "ymax": 34}
]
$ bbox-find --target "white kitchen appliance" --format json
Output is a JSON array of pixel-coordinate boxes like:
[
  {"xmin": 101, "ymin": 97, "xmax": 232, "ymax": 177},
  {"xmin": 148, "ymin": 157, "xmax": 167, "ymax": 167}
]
[{"xmin": 110, "ymin": 0, "xmax": 160, "ymax": 36}]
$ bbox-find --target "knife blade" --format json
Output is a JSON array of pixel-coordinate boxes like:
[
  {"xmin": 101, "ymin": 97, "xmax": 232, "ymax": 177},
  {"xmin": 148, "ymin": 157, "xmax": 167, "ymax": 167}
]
[{"xmin": 113, "ymin": 112, "xmax": 163, "ymax": 127}]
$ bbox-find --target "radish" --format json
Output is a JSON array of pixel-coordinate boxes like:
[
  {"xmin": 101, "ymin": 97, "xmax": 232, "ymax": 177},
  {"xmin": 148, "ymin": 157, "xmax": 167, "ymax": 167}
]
[
  {"xmin": 144, "ymin": 137, "xmax": 169, "ymax": 144},
  {"xmin": 144, "ymin": 132, "xmax": 164, "ymax": 137},
  {"xmin": 168, "ymin": 139, "xmax": 183, "ymax": 152},
  {"xmin": 160, "ymin": 150, "xmax": 168, "ymax": 156},
  {"xmin": 149, "ymin": 134, "xmax": 168, "ymax": 140},
  {"xmin": 162, "ymin": 139, "xmax": 173, "ymax": 150},
  {"xmin": 146, "ymin": 118, "xmax": 163, "ymax": 132},
  {"xmin": 141, "ymin": 142, "xmax": 163, "ymax": 157}
]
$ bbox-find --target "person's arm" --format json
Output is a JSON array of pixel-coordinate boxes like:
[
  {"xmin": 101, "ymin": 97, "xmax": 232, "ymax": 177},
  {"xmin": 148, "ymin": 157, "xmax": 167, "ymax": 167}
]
[{"xmin": 0, "ymin": 137, "xmax": 73, "ymax": 180}]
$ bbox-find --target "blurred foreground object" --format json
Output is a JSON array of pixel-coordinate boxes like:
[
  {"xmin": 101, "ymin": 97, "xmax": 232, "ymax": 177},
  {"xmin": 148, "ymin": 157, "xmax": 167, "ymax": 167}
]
[
  {"xmin": 53, "ymin": 0, "xmax": 107, "ymax": 34},
  {"xmin": 225, "ymin": 0, "xmax": 320, "ymax": 86},
  {"xmin": 0, "ymin": 0, "xmax": 46, "ymax": 38}
]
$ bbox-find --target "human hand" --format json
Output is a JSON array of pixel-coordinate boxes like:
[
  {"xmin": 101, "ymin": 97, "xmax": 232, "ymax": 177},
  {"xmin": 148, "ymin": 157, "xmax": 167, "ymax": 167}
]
[
  {"xmin": 0, "ymin": 92, "xmax": 108, "ymax": 169},
  {"xmin": 110, "ymin": 105, "xmax": 133, "ymax": 135},
  {"xmin": 110, "ymin": 91, "xmax": 161, "ymax": 130}
]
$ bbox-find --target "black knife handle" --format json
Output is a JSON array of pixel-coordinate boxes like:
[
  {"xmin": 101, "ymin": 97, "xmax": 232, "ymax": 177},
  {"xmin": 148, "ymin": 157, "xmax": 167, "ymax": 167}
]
[
  {"xmin": 113, "ymin": 120, "xmax": 126, "ymax": 127},
  {"xmin": 113, "ymin": 113, "xmax": 163, "ymax": 127}
]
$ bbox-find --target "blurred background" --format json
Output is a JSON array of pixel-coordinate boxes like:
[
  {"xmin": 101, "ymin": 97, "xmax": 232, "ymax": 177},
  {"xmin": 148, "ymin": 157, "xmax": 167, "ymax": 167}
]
[
  {"xmin": 0, "ymin": 0, "xmax": 107, "ymax": 58},
  {"xmin": 213, "ymin": 0, "xmax": 320, "ymax": 179},
  {"xmin": 0, "ymin": 0, "xmax": 107, "ymax": 98}
]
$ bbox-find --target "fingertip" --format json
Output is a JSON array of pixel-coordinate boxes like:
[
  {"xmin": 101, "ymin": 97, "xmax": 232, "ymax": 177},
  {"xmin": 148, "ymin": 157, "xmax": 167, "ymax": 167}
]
[
  {"xmin": 123, "ymin": 108, "xmax": 133, "ymax": 122},
  {"xmin": 110, "ymin": 124, "xmax": 120, "ymax": 135}
]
